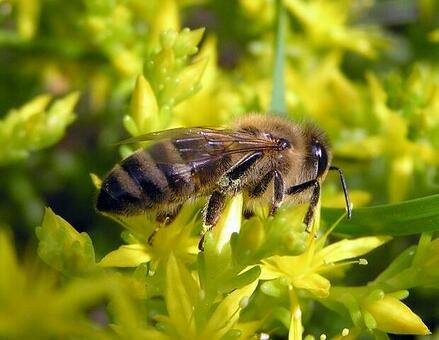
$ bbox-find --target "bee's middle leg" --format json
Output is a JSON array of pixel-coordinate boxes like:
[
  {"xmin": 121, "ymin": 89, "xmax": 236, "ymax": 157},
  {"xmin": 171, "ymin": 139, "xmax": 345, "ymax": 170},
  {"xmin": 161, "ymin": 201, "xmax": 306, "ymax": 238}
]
[
  {"xmin": 148, "ymin": 204, "xmax": 183, "ymax": 246},
  {"xmin": 248, "ymin": 170, "xmax": 285, "ymax": 216}
]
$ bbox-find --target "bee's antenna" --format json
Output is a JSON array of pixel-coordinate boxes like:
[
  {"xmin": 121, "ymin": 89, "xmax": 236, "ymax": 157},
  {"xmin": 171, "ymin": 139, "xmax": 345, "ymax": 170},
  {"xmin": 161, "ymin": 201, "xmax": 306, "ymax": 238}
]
[{"xmin": 329, "ymin": 166, "xmax": 352, "ymax": 219}]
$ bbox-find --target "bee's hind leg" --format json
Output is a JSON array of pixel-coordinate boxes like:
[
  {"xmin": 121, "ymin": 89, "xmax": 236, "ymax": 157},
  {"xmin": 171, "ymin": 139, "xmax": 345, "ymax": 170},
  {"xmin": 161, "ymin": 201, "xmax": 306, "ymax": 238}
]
[
  {"xmin": 147, "ymin": 204, "xmax": 182, "ymax": 246},
  {"xmin": 199, "ymin": 191, "xmax": 226, "ymax": 250}
]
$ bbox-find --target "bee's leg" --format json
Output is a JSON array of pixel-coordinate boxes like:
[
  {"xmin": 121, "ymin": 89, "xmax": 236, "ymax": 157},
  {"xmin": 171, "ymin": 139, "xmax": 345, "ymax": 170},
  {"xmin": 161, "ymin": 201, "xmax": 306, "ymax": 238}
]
[
  {"xmin": 248, "ymin": 170, "xmax": 284, "ymax": 216},
  {"xmin": 243, "ymin": 210, "xmax": 255, "ymax": 219},
  {"xmin": 227, "ymin": 151, "xmax": 263, "ymax": 181},
  {"xmin": 221, "ymin": 151, "xmax": 264, "ymax": 192},
  {"xmin": 147, "ymin": 204, "xmax": 182, "ymax": 246},
  {"xmin": 270, "ymin": 170, "xmax": 284, "ymax": 216},
  {"xmin": 199, "ymin": 191, "xmax": 227, "ymax": 250},
  {"xmin": 286, "ymin": 179, "xmax": 320, "ymax": 231},
  {"xmin": 249, "ymin": 171, "xmax": 274, "ymax": 198}
]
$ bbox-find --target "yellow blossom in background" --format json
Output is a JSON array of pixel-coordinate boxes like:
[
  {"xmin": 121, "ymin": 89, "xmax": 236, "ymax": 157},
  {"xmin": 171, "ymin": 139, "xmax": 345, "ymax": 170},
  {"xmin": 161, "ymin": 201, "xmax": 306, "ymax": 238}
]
[{"xmin": 284, "ymin": 0, "xmax": 386, "ymax": 58}]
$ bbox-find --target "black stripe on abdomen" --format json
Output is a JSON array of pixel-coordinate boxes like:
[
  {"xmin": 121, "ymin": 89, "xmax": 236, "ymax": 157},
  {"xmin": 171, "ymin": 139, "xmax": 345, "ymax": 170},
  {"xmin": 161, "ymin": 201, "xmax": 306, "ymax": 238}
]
[
  {"xmin": 96, "ymin": 165, "xmax": 145, "ymax": 215},
  {"xmin": 121, "ymin": 154, "xmax": 166, "ymax": 204},
  {"xmin": 148, "ymin": 142, "xmax": 195, "ymax": 196}
]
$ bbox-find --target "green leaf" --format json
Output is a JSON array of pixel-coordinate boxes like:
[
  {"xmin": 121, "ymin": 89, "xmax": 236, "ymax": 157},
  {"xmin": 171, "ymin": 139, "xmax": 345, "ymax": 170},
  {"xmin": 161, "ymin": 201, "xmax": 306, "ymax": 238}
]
[
  {"xmin": 36, "ymin": 207, "xmax": 96, "ymax": 275},
  {"xmin": 323, "ymin": 194, "xmax": 439, "ymax": 236}
]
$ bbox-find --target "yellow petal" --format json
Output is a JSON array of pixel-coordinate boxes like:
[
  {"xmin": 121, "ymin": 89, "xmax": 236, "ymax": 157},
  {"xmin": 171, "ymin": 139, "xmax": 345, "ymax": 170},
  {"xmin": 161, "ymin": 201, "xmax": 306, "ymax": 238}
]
[
  {"xmin": 210, "ymin": 194, "xmax": 243, "ymax": 253},
  {"xmin": 165, "ymin": 253, "xmax": 198, "ymax": 337},
  {"xmin": 315, "ymin": 236, "xmax": 391, "ymax": 265},
  {"xmin": 130, "ymin": 75, "xmax": 159, "ymax": 134},
  {"xmin": 293, "ymin": 273, "xmax": 330, "ymax": 298},
  {"xmin": 98, "ymin": 244, "xmax": 151, "ymax": 268},
  {"xmin": 150, "ymin": 0, "xmax": 180, "ymax": 47},
  {"xmin": 201, "ymin": 280, "xmax": 258, "ymax": 338},
  {"xmin": 365, "ymin": 296, "xmax": 430, "ymax": 335}
]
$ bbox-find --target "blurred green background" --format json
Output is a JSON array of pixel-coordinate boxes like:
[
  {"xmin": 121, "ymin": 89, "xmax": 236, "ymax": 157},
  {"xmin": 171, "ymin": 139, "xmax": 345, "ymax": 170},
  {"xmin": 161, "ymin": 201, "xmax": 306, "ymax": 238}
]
[{"xmin": 1, "ymin": 0, "xmax": 439, "ymax": 337}]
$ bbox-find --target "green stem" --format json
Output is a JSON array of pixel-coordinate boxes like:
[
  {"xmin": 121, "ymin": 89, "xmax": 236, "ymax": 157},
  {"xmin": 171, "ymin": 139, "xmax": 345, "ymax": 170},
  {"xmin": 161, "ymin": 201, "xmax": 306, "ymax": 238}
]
[{"xmin": 270, "ymin": 0, "xmax": 287, "ymax": 116}]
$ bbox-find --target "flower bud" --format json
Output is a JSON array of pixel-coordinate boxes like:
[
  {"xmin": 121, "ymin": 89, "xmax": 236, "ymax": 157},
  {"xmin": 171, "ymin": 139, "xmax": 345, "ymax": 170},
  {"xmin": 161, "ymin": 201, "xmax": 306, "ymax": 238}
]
[{"xmin": 364, "ymin": 295, "xmax": 430, "ymax": 335}]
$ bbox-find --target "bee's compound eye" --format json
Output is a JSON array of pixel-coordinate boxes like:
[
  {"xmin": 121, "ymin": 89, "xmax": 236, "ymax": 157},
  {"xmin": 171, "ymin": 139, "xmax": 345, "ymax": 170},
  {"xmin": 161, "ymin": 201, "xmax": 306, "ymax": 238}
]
[
  {"xmin": 278, "ymin": 138, "xmax": 291, "ymax": 150},
  {"xmin": 312, "ymin": 141, "xmax": 328, "ymax": 177}
]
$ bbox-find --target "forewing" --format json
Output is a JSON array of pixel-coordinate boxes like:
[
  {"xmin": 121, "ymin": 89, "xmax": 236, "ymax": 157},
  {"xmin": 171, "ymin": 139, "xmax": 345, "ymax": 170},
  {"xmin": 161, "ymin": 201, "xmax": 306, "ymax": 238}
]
[
  {"xmin": 118, "ymin": 128, "xmax": 220, "ymax": 145},
  {"xmin": 122, "ymin": 128, "xmax": 278, "ymax": 176}
]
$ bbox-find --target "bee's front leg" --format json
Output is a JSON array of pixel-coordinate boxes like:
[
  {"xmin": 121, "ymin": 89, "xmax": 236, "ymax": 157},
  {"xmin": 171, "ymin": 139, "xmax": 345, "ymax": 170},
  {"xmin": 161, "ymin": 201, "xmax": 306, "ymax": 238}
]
[
  {"xmin": 286, "ymin": 179, "xmax": 320, "ymax": 231},
  {"xmin": 303, "ymin": 181, "xmax": 320, "ymax": 230}
]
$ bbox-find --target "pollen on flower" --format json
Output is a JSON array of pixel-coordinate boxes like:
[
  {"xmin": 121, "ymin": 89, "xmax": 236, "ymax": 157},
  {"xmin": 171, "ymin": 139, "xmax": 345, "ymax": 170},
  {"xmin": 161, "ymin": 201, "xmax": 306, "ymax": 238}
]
[
  {"xmin": 342, "ymin": 328, "xmax": 350, "ymax": 336},
  {"xmin": 359, "ymin": 258, "xmax": 368, "ymax": 265},
  {"xmin": 320, "ymin": 334, "xmax": 327, "ymax": 340}
]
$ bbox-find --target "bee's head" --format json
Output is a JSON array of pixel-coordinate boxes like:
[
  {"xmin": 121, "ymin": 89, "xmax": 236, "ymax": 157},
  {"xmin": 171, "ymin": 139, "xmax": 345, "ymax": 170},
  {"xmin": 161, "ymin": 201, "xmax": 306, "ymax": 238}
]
[
  {"xmin": 303, "ymin": 127, "xmax": 332, "ymax": 180},
  {"xmin": 311, "ymin": 138, "xmax": 329, "ymax": 178},
  {"xmin": 306, "ymin": 128, "xmax": 352, "ymax": 219}
]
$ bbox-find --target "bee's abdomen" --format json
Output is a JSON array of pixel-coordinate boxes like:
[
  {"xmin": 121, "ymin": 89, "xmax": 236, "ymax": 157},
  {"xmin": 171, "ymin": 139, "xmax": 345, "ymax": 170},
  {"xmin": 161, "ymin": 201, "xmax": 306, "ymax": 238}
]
[
  {"xmin": 96, "ymin": 142, "xmax": 196, "ymax": 215},
  {"xmin": 96, "ymin": 164, "xmax": 146, "ymax": 215},
  {"xmin": 148, "ymin": 142, "xmax": 195, "ymax": 197},
  {"xmin": 121, "ymin": 151, "xmax": 168, "ymax": 204}
]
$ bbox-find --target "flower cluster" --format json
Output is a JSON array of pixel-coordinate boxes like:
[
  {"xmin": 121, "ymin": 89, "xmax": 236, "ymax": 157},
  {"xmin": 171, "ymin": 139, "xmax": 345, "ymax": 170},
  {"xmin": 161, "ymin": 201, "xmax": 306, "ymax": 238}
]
[
  {"xmin": 1, "ymin": 0, "xmax": 439, "ymax": 339},
  {"xmin": 0, "ymin": 93, "xmax": 78, "ymax": 165}
]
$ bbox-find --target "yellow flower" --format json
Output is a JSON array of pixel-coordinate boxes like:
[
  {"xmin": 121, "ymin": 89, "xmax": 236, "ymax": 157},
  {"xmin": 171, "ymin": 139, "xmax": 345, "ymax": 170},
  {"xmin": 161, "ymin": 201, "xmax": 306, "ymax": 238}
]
[
  {"xmin": 98, "ymin": 204, "xmax": 199, "ymax": 271},
  {"xmin": 259, "ymin": 210, "xmax": 390, "ymax": 340},
  {"xmin": 284, "ymin": 0, "xmax": 386, "ymax": 58},
  {"xmin": 154, "ymin": 252, "xmax": 258, "ymax": 340},
  {"xmin": 0, "ymin": 230, "xmax": 106, "ymax": 338},
  {"xmin": 261, "ymin": 224, "xmax": 390, "ymax": 298},
  {"xmin": 173, "ymin": 36, "xmax": 245, "ymax": 127}
]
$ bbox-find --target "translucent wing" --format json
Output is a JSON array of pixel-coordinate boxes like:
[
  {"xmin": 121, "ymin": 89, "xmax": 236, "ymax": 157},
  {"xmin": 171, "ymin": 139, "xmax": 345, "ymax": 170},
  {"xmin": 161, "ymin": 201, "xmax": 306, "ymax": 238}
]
[
  {"xmin": 122, "ymin": 127, "xmax": 280, "ymax": 177},
  {"xmin": 121, "ymin": 127, "xmax": 279, "ymax": 155}
]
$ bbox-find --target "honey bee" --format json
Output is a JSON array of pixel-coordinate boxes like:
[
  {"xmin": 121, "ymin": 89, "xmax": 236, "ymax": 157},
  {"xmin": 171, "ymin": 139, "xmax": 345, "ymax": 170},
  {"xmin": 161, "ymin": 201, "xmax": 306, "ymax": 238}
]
[{"xmin": 96, "ymin": 114, "xmax": 351, "ymax": 249}]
